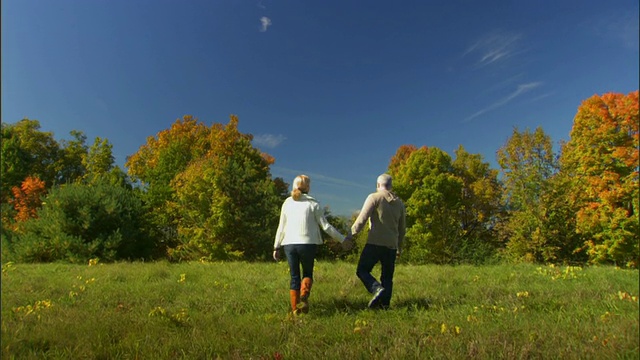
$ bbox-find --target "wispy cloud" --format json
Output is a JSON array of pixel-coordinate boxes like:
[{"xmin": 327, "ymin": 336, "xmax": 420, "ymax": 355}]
[
  {"xmin": 252, "ymin": 134, "xmax": 286, "ymax": 148},
  {"xmin": 271, "ymin": 166, "xmax": 371, "ymax": 190},
  {"xmin": 526, "ymin": 91, "xmax": 554, "ymax": 103},
  {"xmin": 259, "ymin": 16, "xmax": 272, "ymax": 32},
  {"xmin": 464, "ymin": 82, "xmax": 542, "ymax": 122},
  {"xmin": 599, "ymin": 12, "xmax": 639, "ymax": 51},
  {"xmin": 257, "ymin": 0, "xmax": 266, "ymax": 10},
  {"xmin": 463, "ymin": 31, "xmax": 522, "ymax": 67}
]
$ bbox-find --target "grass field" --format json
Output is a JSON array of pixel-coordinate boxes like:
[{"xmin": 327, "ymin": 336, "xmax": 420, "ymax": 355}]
[{"xmin": 1, "ymin": 260, "xmax": 638, "ymax": 359}]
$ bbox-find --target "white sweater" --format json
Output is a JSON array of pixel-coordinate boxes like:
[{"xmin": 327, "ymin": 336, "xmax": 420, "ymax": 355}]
[{"xmin": 273, "ymin": 194, "xmax": 346, "ymax": 249}]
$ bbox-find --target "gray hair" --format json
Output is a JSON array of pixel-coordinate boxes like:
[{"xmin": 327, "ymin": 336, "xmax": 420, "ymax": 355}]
[{"xmin": 377, "ymin": 174, "xmax": 392, "ymax": 190}]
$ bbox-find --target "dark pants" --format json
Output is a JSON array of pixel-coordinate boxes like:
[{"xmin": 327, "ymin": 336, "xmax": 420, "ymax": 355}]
[
  {"xmin": 356, "ymin": 244, "xmax": 397, "ymax": 306},
  {"xmin": 284, "ymin": 244, "xmax": 317, "ymax": 290}
]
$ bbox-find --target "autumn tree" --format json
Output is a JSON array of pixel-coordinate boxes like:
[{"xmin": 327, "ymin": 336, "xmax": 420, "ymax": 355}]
[
  {"xmin": 126, "ymin": 116, "xmax": 211, "ymax": 186},
  {"xmin": 125, "ymin": 115, "xmax": 211, "ymax": 248},
  {"xmin": 10, "ymin": 176, "xmax": 47, "ymax": 225},
  {"xmin": 1, "ymin": 119, "xmax": 142, "ymax": 263},
  {"xmin": 1, "ymin": 119, "xmax": 99, "ymax": 200},
  {"xmin": 169, "ymin": 116, "xmax": 282, "ymax": 260},
  {"xmin": 560, "ymin": 91, "xmax": 639, "ymax": 267},
  {"xmin": 388, "ymin": 144, "xmax": 419, "ymax": 177},
  {"xmin": 126, "ymin": 115, "xmax": 283, "ymax": 261}
]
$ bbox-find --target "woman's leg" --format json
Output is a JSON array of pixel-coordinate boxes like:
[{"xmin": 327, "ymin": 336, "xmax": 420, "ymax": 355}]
[
  {"xmin": 298, "ymin": 244, "xmax": 317, "ymax": 313},
  {"xmin": 284, "ymin": 245, "xmax": 301, "ymax": 313},
  {"xmin": 299, "ymin": 244, "xmax": 317, "ymax": 280},
  {"xmin": 284, "ymin": 245, "xmax": 301, "ymax": 290}
]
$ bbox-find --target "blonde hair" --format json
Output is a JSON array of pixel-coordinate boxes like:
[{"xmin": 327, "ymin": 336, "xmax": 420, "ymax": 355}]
[{"xmin": 291, "ymin": 175, "xmax": 310, "ymax": 200}]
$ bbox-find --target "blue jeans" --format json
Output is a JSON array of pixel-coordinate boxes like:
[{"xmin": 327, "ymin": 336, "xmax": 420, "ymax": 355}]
[
  {"xmin": 356, "ymin": 244, "xmax": 397, "ymax": 306},
  {"xmin": 284, "ymin": 244, "xmax": 317, "ymax": 290}
]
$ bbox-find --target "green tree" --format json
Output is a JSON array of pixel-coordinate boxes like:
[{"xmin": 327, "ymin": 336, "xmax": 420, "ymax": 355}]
[
  {"xmin": 57, "ymin": 130, "xmax": 88, "ymax": 184},
  {"xmin": 83, "ymin": 137, "xmax": 115, "ymax": 184},
  {"xmin": 9, "ymin": 177, "xmax": 153, "ymax": 263},
  {"xmin": 539, "ymin": 169, "xmax": 585, "ymax": 264},
  {"xmin": 560, "ymin": 91, "xmax": 639, "ymax": 267},
  {"xmin": 496, "ymin": 127, "xmax": 560, "ymax": 263},
  {"xmin": 451, "ymin": 145, "xmax": 503, "ymax": 263},
  {"xmin": 392, "ymin": 146, "xmax": 463, "ymax": 263},
  {"xmin": 1, "ymin": 119, "xmax": 60, "ymax": 202},
  {"xmin": 389, "ymin": 145, "xmax": 503, "ymax": 264}
]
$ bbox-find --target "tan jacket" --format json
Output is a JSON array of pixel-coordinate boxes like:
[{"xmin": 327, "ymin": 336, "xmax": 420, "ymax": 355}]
[{"xmin": 351, "ymin": 189, "xmax": 406, "ymax": 250}]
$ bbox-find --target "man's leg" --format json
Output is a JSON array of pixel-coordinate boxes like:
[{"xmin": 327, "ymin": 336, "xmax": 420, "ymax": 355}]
[
  {"xmin": 356, "ymin": 244, "xmax": 385, "ymax": 308},
  {"xmin": 378, "ymin": 246, "xmax": 397, "ymax": 309},
  {"xmin": 356, "ymin": 244, "xmax": 379, "ymax": 292}
]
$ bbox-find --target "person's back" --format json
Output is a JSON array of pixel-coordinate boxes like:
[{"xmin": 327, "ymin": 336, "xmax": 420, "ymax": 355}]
[
  {"xmin": 273, "ymin": 175, "xmax": 347, "ymax": 315},
  {"xmin": 349, "ymin": 173, "xmax": 406, "ymax": 309},
  {"xmin": 358, "ymin": 189, "xmax": 405, "ymax": 250}
]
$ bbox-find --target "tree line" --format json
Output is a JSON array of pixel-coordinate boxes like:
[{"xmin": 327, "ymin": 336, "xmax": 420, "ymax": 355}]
[{"xmin": 1, "ymin": 91, "xmax": 637, "ymax": 267}]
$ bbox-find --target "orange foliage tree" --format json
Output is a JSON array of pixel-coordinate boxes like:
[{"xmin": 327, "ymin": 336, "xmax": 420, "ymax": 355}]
[
  {"xmin": 560, "ymin": 91, "xmax": 639, "ymax": 267},
  {"xmin": 388, "ymin": 144, "xmax": 420, "ymax": 177},
  {"xmin": 10, "ymin": 176, "xmax": 47, "ymax": 225}
]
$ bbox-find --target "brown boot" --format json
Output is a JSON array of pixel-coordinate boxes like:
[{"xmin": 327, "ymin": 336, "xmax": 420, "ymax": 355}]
[
  {"xmin": 290, "ymin": 290, "xmax": 301, "ymax": 315},
  {"xmin": 299, "ymin": 277, "xmax": 313, "ymax": 313}
]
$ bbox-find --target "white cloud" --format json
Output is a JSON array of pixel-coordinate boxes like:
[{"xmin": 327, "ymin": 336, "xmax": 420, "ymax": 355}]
[
  {"xmin": 260, "ymin": 16, "xmax": 272, "ymax": 32},
  {"xmin": 464, "ymin": 82, "xmax": 542, "ymax": 122},
  {"xmin": 464, "ymin": 31, "xmax": 522, "ymax": 67},
  {"xmin": 252, "ymin": 134, "xmax": 286, "ymax": 148}
]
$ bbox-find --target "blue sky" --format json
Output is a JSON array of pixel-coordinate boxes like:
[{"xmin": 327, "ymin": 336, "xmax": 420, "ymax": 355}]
[{"xmin": 2, "ymin": 0, "xmax": 639, "ymax": 217}]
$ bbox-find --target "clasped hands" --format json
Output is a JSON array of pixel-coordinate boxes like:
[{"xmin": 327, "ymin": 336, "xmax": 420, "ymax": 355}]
[
  {"xmin": 341, "ymin": 234, "xmax": 355, "ymax": 251},
  {"xmin": 272, "ymin": 234, "xmax": 356, "ymax": 262}
]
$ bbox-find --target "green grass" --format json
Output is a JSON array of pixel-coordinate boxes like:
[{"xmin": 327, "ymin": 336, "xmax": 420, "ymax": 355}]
[{"xmin": 2, "ymin": 260, "xmax": 638, "ymax": 359}]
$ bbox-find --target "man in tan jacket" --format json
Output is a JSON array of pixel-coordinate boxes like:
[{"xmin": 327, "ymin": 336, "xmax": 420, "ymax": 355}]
[{"xmin": 348, "ymin": 173, "xmax": 406, "ymax": 309}]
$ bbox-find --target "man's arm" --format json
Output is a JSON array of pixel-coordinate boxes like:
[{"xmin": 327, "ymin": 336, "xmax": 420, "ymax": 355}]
[
  {"xmin": 397, "ymin": 203, "xmax": 406, "ymax": 254},
  {"xmin": 351, "ymin": 194, "xmax": 376, "ymax": 236}
]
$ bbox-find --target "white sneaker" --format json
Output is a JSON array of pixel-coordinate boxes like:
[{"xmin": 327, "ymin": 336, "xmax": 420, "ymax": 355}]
[{"xmin": 368, "ymin": 287, "xmax": 385, "ymax": 308}]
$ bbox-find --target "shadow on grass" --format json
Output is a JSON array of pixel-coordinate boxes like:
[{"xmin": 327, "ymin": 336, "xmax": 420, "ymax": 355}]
[
  {"xmin": 309, "ymin": 297, "xmax": 432, "ymax": 317},
  {"xmin": 393, "ymin": 297, "xmax": 432, "ymax": 311}
]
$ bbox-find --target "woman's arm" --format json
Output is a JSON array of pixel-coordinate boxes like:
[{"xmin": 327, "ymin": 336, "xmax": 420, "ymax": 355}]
[
  {"xmin": 314, "ymin": 204, "xmax": 346, "ymax": 242},
  {"xmin": 273, "ymin": 202, "xmax": 287, "ymax": 250}
]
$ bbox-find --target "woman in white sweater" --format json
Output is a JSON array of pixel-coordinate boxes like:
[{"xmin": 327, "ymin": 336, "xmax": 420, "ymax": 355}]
[{"xmin": 273, "ymin": 175, "xmax": 348, "ymax": 314}]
